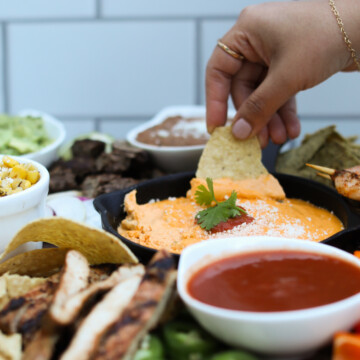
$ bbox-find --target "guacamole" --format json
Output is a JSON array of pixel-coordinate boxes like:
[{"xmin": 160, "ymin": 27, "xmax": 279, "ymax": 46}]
[{"xmin": 0, "ymin": 115, "xmax": 53, "ymax": 155}]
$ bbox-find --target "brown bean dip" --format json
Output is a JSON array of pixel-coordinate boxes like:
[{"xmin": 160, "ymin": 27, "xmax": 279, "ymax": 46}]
[{"xmin": 136, "ymin": 116, "xmax": 210, "ymax": 146}]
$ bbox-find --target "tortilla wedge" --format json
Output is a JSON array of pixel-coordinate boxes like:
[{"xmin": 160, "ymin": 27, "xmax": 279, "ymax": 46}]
[
  {"xmin": 0, "ymin": 248, "xmax": 69, "ymax": 277},
  {"xmin": 0, "ymin": 218, "xmax": 138, "ymax": 269},
  {"xmin": 196, "ymin": 126, "xmax": 268, "ymax": 180}
]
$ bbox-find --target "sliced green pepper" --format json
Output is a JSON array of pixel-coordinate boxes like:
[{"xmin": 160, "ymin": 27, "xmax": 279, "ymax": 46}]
[
  {"xmin": 210, "ymin": 350, "xmax": 259, "ymax": 360},
  {"xmin": 163, "ymin": 320, "xmax": 219, "ymax": 360},
  {"xmin": 134, "ymin": 334, "xmax": 164, "ymax": 360}
]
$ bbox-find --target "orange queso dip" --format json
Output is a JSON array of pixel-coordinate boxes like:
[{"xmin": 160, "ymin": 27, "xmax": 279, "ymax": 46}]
[{"xmin": 118, "ymin": 175, "xmax": 343, "ymax": 254}]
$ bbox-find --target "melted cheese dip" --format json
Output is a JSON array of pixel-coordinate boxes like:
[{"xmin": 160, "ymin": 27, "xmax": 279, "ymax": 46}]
[{"xmin": 118, "ymin": 175, "xmax": 343, "ymax": 254}]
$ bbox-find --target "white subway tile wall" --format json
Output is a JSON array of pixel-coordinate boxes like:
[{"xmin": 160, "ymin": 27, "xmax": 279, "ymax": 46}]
[
  {"xmin": 0, "ymin": 25, "xmax": 4, "ymax": 113},
  {"xmin": 8, "ymin": 22, "xmax": 196, "ymax": 116},
  {"xmin": 0, "ymin": 0, "xmax": 359, "ymax": 142},
  {"xmin": 102, "ymin": 0, "xmax": 267, "ymax": 17},
  {"xmin": 0, "ymin": 1, "xmax": 96, "ymax": 20},
  {"xmin": 99, "ymin": 118, "xmax": 149, "ymax": 140},
  {"xmin": 60, "ymin": 118, "xmax": 96, "ymax": 141}
]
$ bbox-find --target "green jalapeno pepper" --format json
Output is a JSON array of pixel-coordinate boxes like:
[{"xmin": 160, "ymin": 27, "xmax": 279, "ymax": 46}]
[
  {"xmin": 163, "ymin": 320, "xmax": 219, "ymax": 360},
  {"xmin": 134, "ymin": 334, "xmax": 164, "ymax": 360},
  {"xmin": 210, "ymin": 350, "xmax": 259, "ymax": 360}
]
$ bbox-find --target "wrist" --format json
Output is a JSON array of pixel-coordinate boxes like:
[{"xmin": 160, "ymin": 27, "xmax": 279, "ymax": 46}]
[{"xmin": 328, "ymin": 0, "xmax": 360, "ymax": 70}]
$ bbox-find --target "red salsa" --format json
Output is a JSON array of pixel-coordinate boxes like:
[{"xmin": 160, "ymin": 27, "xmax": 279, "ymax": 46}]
[
  {"xmin": 210, "ymin": 213, "xmax": 254, "ymax": 234},
  {"xmin": 188, "ymin": 250, "xmax": 360, "ymax": 312}
]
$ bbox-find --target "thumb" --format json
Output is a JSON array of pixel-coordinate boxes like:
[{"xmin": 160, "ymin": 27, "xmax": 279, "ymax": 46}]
[{"xmin": 232, "ymin": 68, "xmax": 294, "ymax": 140}]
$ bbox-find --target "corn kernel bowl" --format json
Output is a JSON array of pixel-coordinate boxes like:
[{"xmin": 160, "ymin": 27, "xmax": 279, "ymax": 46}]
[{"xmin": 0, "ymin": 155, "xmax": 49, "ymax": 257}]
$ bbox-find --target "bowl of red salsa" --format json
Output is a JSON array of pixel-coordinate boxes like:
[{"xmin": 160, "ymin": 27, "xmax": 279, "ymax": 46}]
[{"xmin": 177, "ymin": 236, "xmax": 360, "ymax": 357}]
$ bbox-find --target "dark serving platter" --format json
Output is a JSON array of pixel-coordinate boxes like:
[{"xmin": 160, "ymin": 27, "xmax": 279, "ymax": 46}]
[{"xmin": 94, "ymin": 172, "xmax": 360, "ymax": 263}]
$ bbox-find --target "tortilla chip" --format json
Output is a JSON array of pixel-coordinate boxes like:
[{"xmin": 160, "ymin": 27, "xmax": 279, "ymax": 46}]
[
  {"xmin": 0, "ymin": 272, "xmax": 47, "ymax": 309},
  {"xmin": 0, "ymin": 331, "xmax": 22, "ymax": 360},
  {"xmin": 4, "ymin": 273, "xmax": 47, "ymax": 297},
  {"xmin": 276, "ymin": 126, "xmax": 360, "ymax": 186},
  {"xmin": 196, "ymin": 126, "xmax": 268, "ymax": 180},
  {"xmin": 0, "ymin": 218, "xmax": 138, "ymax": 266},
  {"xmin": 276, "ymin": 126, "xmax": 337, "ymax": 173},
  {"xmin": 0, "ymin": 248, "xmax": 68, "ymax": 278}
]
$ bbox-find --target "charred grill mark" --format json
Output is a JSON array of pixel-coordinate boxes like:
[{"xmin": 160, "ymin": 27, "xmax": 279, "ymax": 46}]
[
  {"xmin": 88, "ymin": 265, "xmax": 118, "ymax": 284},
  {"xmin": 149, "ymin": 256, "xmax": 175, "ymax": 271},
  {"xmin": 0, "ymin": 303, "xmax": 29, "ymax": 334},
  {"xmin": 106, "ymin": 314, "xmax": 141, "ymax": 336},
  {"xmin": 20, "ymin": 309, "xmax": 48, "ymax": 346},
  {"xmin": 19, "ymin": 309, "xmax": 47, "ymax": 335},
  {"xmin": 143, "ymin": 256, "xmax": 175, "ymax": 282},
  {"xmin": 0, "ymin": 279, "xmax": 58, "ymax": 338},
  {"xmin": 76, "ymin": 290, "xmax": 108, "ymax": 322},
  {"xmin": 93, "ymin": 252, "xmax": 175, "ymax": 360},
  {"xmin": 137, "ymin": 299, "xmax": 158, "ymax": 308},
  {"xmin": 105, "ymin": 299, "xmax": 158, "ymax": 337},
  {"xmin": 0, "ymin": 297, "xmax": 26, "ymax": 316}
]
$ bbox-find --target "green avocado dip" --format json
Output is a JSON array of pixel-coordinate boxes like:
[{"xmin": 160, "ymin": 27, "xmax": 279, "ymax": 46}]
[{"xmin": 0, "ymin": 115, "xmax": 53, "ymax": 155}]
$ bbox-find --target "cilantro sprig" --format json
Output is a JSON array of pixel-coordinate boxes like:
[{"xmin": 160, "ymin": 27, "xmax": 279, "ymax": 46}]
[{"xmin": 195, "ymin": 178, "xmax": 247, "ymax": 231}]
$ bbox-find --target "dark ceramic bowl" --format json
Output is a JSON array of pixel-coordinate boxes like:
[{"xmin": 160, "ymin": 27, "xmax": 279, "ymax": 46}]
[{"xmin": 94, "ymin": 172, "xmax": 360, "ymax": 263}]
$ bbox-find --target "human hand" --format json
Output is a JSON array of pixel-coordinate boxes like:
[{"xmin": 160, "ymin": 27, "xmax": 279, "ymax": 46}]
[{"xmin": 206, "ymin": 0, "xmax": 358, "ymax": 148}]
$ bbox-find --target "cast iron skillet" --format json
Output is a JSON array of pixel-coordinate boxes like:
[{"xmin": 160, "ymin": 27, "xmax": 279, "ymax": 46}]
[{"xmin": 94, "ymin": 172, "xmax": 360, "ymax": 263}]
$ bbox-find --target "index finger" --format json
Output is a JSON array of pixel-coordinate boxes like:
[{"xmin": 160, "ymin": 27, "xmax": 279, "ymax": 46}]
[{"xmin": 205, "ymin": 42, "xmax": 244, "ymax": 133}]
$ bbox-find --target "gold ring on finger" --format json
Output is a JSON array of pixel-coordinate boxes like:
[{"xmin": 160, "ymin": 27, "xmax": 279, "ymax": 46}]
[{"xmin": 217, "ymin": 39, "xmax": 245, "ymax": 61}]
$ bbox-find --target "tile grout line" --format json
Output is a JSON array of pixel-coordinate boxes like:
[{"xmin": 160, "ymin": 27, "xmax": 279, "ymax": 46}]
[
  {"xmin": 94, "ymin": 117, "xmax": 101, "ymax": 131},
  {"xmin": 194, "ymin": 18, "xmax": 202, "ymax": 105},
  {"xmin": 299, "ymin": 115, "xmax": 360, "ymax": 120},
  {"xmin": 0, "ymin": 16, "xmax": 238, "ymax": 25},
  {"xmin": 57, "ymin": 114, "xmax": 360, "ymax": 120},
  {"xmin": 59, "ymin": 115, "xmax": 152, "ymax": 121},
  {"xmin": 95, "ymin": 0, "xmax": 102, "ymax": 19}
]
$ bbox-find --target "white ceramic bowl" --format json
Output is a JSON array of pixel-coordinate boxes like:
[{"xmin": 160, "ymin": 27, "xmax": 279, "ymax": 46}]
[
  {"xmin": 17, "ymin": 109, "xmax": 66, "ymax": 167},
  {"xmin": 127, "ymin": 105, "xmax": 235, "ymax": 173},
  {"xmin": 0, "ymin": 155, "xmax": 50, "ymax": 257},
  {"xmin": 177, "ymin": 236, "xmax": 360, "ymax": 358}
]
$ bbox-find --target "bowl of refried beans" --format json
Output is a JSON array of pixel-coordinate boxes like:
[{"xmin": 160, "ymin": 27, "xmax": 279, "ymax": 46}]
[{"xmin": 127, "ymin": 106, "xmax": 235, "ymax": 173}]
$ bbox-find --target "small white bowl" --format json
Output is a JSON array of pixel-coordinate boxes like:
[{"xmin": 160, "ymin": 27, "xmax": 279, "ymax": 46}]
[
  {"xmin": 127, "ymin": 105, "xmax": 235, "ymax": 173},
  {"xmin": 18, "ymin": 109, "xmax": 66, "ymax": 167},
  {"xmin": 0, "ymin": 155, "xmax": 50, "ymax": 257},
  {"xmin": 177, "ymin": 236, "xmax": 360, "ymax": 358}
]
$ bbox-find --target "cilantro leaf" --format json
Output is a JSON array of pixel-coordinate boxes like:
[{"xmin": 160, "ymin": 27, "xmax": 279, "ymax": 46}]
[
  {"xmin": 196, "ymin": 207, "xmax": 228, "ymax": 231},
  {"xmin": 194, "ymin": 177, "xmax": 216, "ymax": 206},
  {"xmin": 195, "ymin": 180, "xmax": 247, "ymax": 231}
]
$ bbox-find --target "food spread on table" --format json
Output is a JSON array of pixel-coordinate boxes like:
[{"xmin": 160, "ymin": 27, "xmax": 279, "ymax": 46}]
[
  {"xmin": 118, "ymin": 127, "xmax": 344, "ymax": 254},
  {"xmin": 0, "ymin": 218, "xmax": 263, "ymax": 360},
  {"xmin": 0, "ymin": 219, "xmax": 176, "ymax": 359},
  {"xmin": 0, "ymin": 115, "xmax": 53, "ymax": 156},
  {"xmin": 0, "ymin": 156, "xmax": 40, "ymax": 197},
  {"xmin": 1, "ymin": 118, "xmax": 360, "ymax": 359}
]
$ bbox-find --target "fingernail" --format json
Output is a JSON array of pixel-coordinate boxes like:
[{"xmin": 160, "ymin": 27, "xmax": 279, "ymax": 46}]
[
  {"xmin": 207, "ymin": 124, "xmax": 215, "ymax": 134},
  {"xmin": 232, "ymin": 118, "xmax": 252, "ymax": 139}
]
